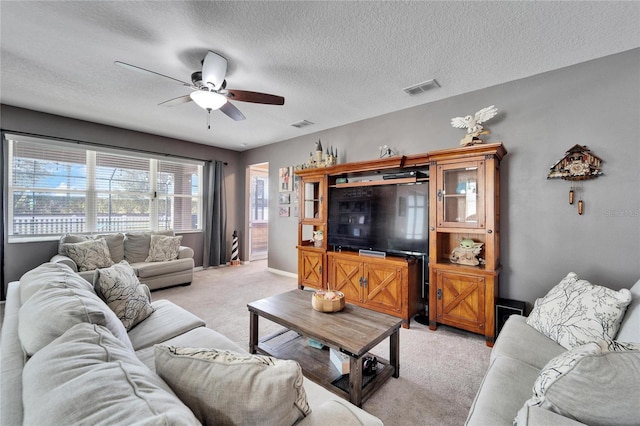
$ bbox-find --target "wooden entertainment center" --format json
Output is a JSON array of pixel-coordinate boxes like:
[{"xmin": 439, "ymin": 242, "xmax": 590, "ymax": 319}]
[{"xmin": 295, "ymin": 143, "xmax": 506, "ymax": 343}]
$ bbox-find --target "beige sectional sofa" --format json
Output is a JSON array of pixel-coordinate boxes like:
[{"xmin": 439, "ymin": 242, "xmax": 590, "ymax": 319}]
[
  {"xmin": 466, "ymin": 274, "xmax": 640, "ymax": 426},
  {"xmin": 50, "ymin": 231, "xmax": 194, "ymax": 290},
  {"xmin": 1, "ymin": 262, "xmax": 383, "ymax": 425}
]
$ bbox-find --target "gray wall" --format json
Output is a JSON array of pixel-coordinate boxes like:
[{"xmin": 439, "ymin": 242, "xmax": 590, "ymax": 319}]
[
  {"xmin": 241, "ymin": 48, "xmax": 640, "ymax": 306},
  {"xmin": 1, "ymin": 105, "xmax": 243, "ymax": 292}
]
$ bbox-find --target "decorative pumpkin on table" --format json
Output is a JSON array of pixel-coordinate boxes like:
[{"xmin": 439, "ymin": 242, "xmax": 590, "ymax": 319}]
[{"xmin": 450, "ymin": 238, "xmax": 484, "ymax": 266}]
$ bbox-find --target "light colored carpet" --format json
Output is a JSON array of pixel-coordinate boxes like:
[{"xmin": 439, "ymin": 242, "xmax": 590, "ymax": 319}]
[{"xmin": 153, "ymin": 260, "xmax": 491, "ymax": 425}]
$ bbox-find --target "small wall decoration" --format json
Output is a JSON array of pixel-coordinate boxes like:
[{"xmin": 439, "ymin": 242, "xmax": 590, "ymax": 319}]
[
  {"xmin": 279, "ymin": 206, "xmax": 290, "ymax": 217},
  {"xmin": 547, "ymin": 145, "xmax": 603, "ymax": 215},
  {"xmin": 279, "ymin": 166, "xmax": 292, "ymax": 192},
  {"xmin": 451, "ymin": 105, "xmax": 498, "ymax": 146},
  {"xmin": 279, "ymin": 193, "xmax": 290, "ymax": 205}
]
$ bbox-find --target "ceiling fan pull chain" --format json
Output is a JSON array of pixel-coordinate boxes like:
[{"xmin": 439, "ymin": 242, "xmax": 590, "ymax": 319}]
[{"xmin": 207, "ymin": 108, "xmax": 212, "ymax": 129}]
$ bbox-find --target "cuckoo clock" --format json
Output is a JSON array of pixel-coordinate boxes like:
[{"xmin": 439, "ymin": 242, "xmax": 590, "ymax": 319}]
[{"xmin": 547, "ymin": 145, "xmax": 603, "ymax": 215}]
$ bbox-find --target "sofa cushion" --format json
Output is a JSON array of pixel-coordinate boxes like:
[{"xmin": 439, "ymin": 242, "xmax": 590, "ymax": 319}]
[
  {"xmin": 96, "ymin": 261, "xmax": 155, "ymax": 331},
  {"xmin": 124, "ymin": 230, "xmax": 174, "ymax": 263},
  {"xmin": 525, "ymin": 342, "xmax": 640, "ymax": 426},
  {"xmin": 133, "ymin": 257, "xmax": 195, "ymax": 278},
  {"xmin": 59, "ymin": 233, "xmax": 125, "ymax": 263},
  {"xmin": 19, "ymin": 282, "xmax": 133, "ymax": 355},
  {"xmin": 616, "ymin": 278, "xmax": 640, "ymax": 343},
  {"xmin": 19, "ymin": 262, "xmax": 93, "ymax": 305},
  {"xmin": 491, "ymin": 315, "xmax": 566, "ymax": 370},
  {"xmin": 136, "ymin": 326, "xmax": 246, "ymax": 371},
  {"xmin": 155, "ymin": 346, "xmax": 310, "ymax": 425},
  {"xmin": 299, "ymin": 399, "xmax": 383, "ymax": 426},
  {"xmin": 146, "ymin": 234, "xmax": 183, "ymax": 262},
  {"xmin": 127, "ymin": 299, "xmax": 205, "ymax": 350},
  {"xmin": 526, "ymin": 272, "xmax": 632, "ymax": 349},
  {"xmin": 23, "ymin": 323, "xmax": 200, "ymax": 426},
  {"xmin": 465, "ymin": 355, "xmax": 541, "ymax": 426},
  {"xmin": 62, "ymin": 237, "xmax": 115, "ymax": 272}
]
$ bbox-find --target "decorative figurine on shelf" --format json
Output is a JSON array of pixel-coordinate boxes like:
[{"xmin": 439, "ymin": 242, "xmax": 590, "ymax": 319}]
[
  {"xmin": 451, "ymin": 105, "xmax": 498, "ymax": 146},
  {"xmin": 379, "ymin": 145, "xmax": 397, "ymax": 158},
  {"xmin": 311, "ymin": 230, "xmax": 324, "ymax": 248},
  {"xmin": 297, "ymin": 140, "xmax": 338, "ymax": 170},
  {"xmin": 450, "ymin": 238, "xmax": 484, "ymax": 266}
]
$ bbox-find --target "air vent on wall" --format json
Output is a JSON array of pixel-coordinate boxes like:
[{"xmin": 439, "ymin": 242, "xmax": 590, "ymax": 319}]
[
  {"xmin": 290, "ymin": 120, "xmax": 315, "ymax": 129},
  {"xmin": 403, "ymin": 79, "xmax": 440, "ymax": 96}
]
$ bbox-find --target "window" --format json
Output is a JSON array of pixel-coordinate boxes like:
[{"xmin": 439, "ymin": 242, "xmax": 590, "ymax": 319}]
[{"xmin": 6, "ymin": 135, "xmax": 203, "ymax": 241}]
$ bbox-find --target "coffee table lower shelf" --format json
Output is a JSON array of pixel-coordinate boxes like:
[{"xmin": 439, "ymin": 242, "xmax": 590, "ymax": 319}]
[{"xmin": 255, "ymin": 329, "xmax": 394, "ymax": 406}]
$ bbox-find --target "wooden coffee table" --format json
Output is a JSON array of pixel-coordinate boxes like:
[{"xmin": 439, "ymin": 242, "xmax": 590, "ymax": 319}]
[{"xmin": 247, "ymin": 289, "xmax": 401, "ymax": 407}]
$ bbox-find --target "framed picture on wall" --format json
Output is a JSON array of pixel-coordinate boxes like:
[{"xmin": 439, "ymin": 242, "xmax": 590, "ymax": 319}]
[
  {"xmin": 279, "ymin": 193, "xmax": 290, "ymax": 204},
  {"xmin": 279, "ymin": 206, "xmax": 290, "ymax": 217},
  {"xmin": 279, "ymin": 167, "xmax": 293, "ymax": 192}
]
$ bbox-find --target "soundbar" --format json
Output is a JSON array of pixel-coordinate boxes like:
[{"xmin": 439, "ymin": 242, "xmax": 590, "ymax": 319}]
[{"xmin": 382, "ymin": 170, "xmax": 428, "ymax": 180}]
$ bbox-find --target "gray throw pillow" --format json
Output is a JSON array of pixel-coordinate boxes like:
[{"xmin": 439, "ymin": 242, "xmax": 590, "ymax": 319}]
[
  {"xmin": 523, "ymin": 341, "xmax": 640, "ymax": 426},
  {"xmin": 155, "ymin": 345, "xmax": 311, "ymax": 425},
  {"xmin": 124, "ymin": 230, "xmax": 174, "ymax": 263},
  {"xmin": 96, "ymin": 260, "xmax": 155, "ymax": 331}
]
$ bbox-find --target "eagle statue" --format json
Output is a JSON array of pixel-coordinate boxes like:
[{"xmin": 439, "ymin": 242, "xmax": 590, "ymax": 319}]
[{"xmin": 451, "ymin": 105, "xmax": 498, "ymax": 146}]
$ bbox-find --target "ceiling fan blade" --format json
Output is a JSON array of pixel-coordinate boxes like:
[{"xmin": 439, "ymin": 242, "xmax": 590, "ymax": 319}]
[
  {"xmin": 226, "ymin": 90, "xmax": 285, "ymax": 105},
  {"xmin": 220, "ymin": 102, "xmax": 246, "ymax": 121},
  {"xmin": 201, "ymin": 51, "xmax": 227, "ymax": 90},
  {"xmin": 114, "ymin": 61, "xmax": 193, "ymax": 86},
  {"xmin": 158, "ymin": 94, "xmax": 192, "ymax": 107}
]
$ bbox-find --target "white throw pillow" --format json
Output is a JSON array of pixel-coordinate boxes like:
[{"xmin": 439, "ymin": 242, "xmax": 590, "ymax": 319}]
[
  {"xmin": 96, "ymin": 260, "xmax": 154, "ymax": 331},
  {"xmin": 146, "ymin": 234, "xmax": 183, "ymax": 262},
  {"xmin": 62, "ymin": 237, "xmax": 114, "ymax": 271},
  {"xmin": 23, "ymin": 323, "xmax": 199, "ymax": 426},
  {"xmin": 526, "ymin": 272, "xmax": 632, "ymax": 349},
  {"xmin": 523, "ymin": 341, "xmax": 640, "ymax": 426},
  {"xmin": 155, "ymin": 345, "xmax": 311, "ymax": 425}
]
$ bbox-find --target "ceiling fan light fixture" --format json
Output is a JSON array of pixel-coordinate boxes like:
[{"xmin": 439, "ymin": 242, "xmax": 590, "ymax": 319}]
[{"xmin": 190, "ymin": 90, "xmax": 227, "ymax": 110}]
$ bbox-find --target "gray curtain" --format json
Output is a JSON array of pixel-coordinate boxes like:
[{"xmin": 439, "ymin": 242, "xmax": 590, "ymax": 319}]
[
  {"xmin": 1, "ymin": 134, "xmax": 5, "ymax": 300},
  {"xmin": 203, "ymin": 160, "xmax": 227, "ymax": 267}
]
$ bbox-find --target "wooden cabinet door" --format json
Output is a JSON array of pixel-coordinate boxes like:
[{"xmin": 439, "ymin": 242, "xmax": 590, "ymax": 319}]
[
  {"xmin": 298, "ymin": 249, "xmax": 324, "ymax": 289},
  {"xmin": 435, "ymin": 160, "xmax": 486, "ymax": 229},
  {"xmin": 330, "ymin": 256, "xmax": 362, "ymax": 302},
  {"xmin": 435, "ymin": 270, "xmax": 485, "ymax": 334},
  {"xmin": 363, "ymin": 263, "xmax": 403, "ymax": 313}
]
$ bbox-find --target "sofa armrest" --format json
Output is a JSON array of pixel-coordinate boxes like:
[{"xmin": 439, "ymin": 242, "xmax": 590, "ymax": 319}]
[
  {"xmin": 177, "ymin": 246, "xmax": 194, "ymax": 259},
  {"xmin": 50, "ymin": 254, "xmax": 78, "ymax": 272}
]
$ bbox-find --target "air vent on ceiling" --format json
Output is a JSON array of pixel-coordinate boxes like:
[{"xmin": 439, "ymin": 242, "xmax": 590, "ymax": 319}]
[
  {"xmin": 290, "ymin": 120, "xmax": 315, "ymax": 129},
  {"xmin": 403, "ymin": 79, "xmax": 440, "ymax": 96}
]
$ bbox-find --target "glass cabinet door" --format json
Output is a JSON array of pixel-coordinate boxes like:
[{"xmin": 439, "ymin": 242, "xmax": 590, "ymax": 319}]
[
  {"xmin": 301, "ymin": 178, "xmax": 324, "ymax": 223},
  {"xmin": 437, "ymin": 160, "xmax": 485, "ymax": 228}
]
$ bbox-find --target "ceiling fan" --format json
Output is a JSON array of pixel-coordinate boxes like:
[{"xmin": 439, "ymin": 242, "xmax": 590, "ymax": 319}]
[{"xmin": 115, "ymin": 51, "xmax": 284, "ymax": 126}]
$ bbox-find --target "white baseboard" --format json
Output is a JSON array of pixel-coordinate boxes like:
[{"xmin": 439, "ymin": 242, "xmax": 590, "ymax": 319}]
[{"xmin": 266, "ymin": 267, "xmax": 298, "ymax": 279}]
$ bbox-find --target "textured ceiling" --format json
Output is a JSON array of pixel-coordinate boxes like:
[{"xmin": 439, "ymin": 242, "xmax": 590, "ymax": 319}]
[{"xmin": 1, "ymin": 1, "xmax": 639, "ymax": 151}]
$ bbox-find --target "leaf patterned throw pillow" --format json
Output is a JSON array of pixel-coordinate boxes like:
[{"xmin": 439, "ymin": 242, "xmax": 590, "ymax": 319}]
[
  {"xmin": 145, "ymin": 235, "xmax": 182, "ymax": 262},
  {"xmin": 63, "ymin": 238, "xmax": 114, "ymax": 272},
  {"xmin": 96, "ymin": 261, "xmax": 154, "ymax": 331},
  {"xmin": 526, "ymin": 272, "xmax": 632, "ymax": 349}
]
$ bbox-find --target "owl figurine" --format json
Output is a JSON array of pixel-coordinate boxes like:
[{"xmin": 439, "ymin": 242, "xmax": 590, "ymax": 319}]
[{"xmin": 451, "ymin": 105, "xmax": 498, "ymax": 146}]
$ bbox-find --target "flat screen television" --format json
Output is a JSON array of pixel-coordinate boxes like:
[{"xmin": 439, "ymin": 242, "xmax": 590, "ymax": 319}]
[{"xmin": 327, "ymin": 182, "xmax": 429, "ymax": 256}]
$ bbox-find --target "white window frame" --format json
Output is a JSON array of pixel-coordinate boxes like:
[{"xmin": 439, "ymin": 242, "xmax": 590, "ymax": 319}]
[{"xmin": 5, "ymin": 134, "xmax": 204, "ymax": 242}]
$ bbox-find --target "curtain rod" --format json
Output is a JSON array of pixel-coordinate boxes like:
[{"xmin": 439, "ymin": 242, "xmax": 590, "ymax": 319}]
[{"xmin": 1, "ymin": 129, "xmax": 228, "ymax": 165}]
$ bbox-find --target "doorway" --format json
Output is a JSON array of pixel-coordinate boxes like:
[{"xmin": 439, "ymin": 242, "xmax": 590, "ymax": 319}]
[{"xmin": 247, "ymin": 162, "xmax": 269, "ymax": 261}]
